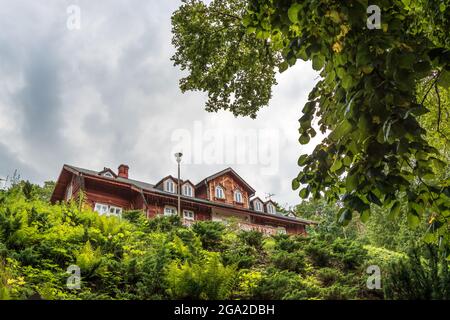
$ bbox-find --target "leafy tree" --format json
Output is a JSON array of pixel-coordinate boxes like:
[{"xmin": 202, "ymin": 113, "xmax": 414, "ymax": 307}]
[{"xmin": 171, "ymin": 0, "xmax": 450, "ymax": 246}]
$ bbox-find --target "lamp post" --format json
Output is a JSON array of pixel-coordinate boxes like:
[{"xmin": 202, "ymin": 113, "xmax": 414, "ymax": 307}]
[{"xmin": 174, "ymin": 152, "xmax": 183, "ymax": 218}]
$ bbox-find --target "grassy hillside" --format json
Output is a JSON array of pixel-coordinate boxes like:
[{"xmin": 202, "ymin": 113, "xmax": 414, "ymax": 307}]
[{"xmin": 0, "ymin": 182, "xmax": 447, "ymax": 300}]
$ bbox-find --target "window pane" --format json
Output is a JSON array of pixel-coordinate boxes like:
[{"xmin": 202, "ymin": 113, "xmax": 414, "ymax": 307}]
[{"xmin": 216, "ymin": 187, "xmax": 224, "ymax": 198}]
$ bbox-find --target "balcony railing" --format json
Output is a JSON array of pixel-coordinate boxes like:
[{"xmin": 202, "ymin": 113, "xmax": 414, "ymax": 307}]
[
  {"xmin": 182, "ymin": 218, "xmax": 285, "ymax": 235},
  {"xmin": 237, "ymin": 221, "xmax": 285, "ymax": 235}
]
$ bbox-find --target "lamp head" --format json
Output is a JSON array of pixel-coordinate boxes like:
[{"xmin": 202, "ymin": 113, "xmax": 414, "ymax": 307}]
[{"xmin": 174, "ymin": 152, "xmax": 183, "ymax": 163}]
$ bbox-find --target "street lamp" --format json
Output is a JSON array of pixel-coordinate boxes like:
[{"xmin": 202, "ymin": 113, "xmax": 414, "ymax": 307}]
[{"xmin": 174, "ymin": 152, "xmax": 183, "ymax": 218}]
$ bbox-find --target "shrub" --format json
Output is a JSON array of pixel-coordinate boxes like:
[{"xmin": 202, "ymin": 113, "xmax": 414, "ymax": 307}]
[
  {"xmin": 315, "ymin": 267, "xmax": 342, "ymax": 286},
  {"xmin": 272, "ymin": 234, "xmax": 301, "ymax": 252},
  {"xmin": 238, "ymin": 231, "xmax": 263, "ymax": 249},
  {"xmin": 384, "ymin": 245, "xmax": 450, "ymax": 300},
  {"xmin": 331, "ymin": 238, "xmax": 367, "ymax": 271},
  {"xmin": 146, "ymin": 215, "xmax": 182, "ymax": 233},
  {"xmin": 222, "ymin": 244, "xmax": 257, "ymax": 269},
  {"xmin": 165, "ymin": 253, "xmax": 236, "ymax": 299},
  {"xmin": 319, "ymin": 283, "xmax": 358, "ymax": 300},
  {"xmin": 304, "ymin": 240, "xmax": 332, "ymax": 267},
  {"xmin": 282, "ymin": 275, "xmax": 322, "ymax": 300},
  {"xmin": 234, "ymin": 270, "xmax": 262, "ymax": 299},
  {"xmin": 252, "ymin": 269, "xmax": 301, "ymax": 299},
  {"xmin": 271, "ymin": 251, "xmax": 306, "ymax": 274},
  {"xmin": 192, "ymin": 221, "xmax": 225, "ymax": 251}
]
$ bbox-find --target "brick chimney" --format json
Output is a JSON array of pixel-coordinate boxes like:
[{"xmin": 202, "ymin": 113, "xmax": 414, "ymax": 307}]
[{"xmin": 118, "ymin": 164, "xmax": 129, "ymax": 179}]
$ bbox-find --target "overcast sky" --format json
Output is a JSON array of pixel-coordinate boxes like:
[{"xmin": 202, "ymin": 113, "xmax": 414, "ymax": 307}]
[{"xmin": 0, "ymin": 1, "xmax": 319, "ymax": 207}]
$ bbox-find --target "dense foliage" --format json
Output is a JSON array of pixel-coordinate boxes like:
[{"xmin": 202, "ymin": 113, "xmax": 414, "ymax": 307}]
[
  {"xmin": 171, "ymin": 0, "xmax": 450, "ymax": 246},
  {"xmin": 3, "ymin": 181, "xmax": 444, "ymax": 300}
]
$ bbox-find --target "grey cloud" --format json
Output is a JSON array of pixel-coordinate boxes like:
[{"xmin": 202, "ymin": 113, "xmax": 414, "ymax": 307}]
[{"xmin": 0, "ymin": 0, "xmax": 318, "ymax": 206}]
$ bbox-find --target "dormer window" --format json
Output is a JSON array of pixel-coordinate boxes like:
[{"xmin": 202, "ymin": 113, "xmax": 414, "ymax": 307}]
[
  {"xmin": 234, "ymin": 190, "xmax": 243, "ymax": 203},
  {"xmin": 254, "ymin": 200, "xmax": 263, "ymax": 212},
  {"xmin": 267, "ymin": 203, "xmax": 276, "ymax": 214},
  {"xmin": 215, "ymin": 186, "xmax": 225, "ymax": 199},
  {"xmin": 103, "ymin": 172, "xmax": 114, "ymax": 178},
  {"xmin": 164, "ymin": 179, "xmax": 176, "ymax": 193},
  {"xmin": 182, "ymin": 184, "xmax": 194, "ymax": 197}
]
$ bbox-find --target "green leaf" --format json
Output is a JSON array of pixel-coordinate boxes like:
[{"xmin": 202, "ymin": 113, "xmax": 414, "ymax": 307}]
[
  {"xmin": 299, "ymin": 188, "xmax": 310, "ymax": 199},
  {"xmin": 278, "ymin": 61, "xmax": 289, "ymax": 73},
  {"xmin": 242, "ymin": 15, "xmax": 252, "ymax": 27},
  {"xmin": 299, "ymin": 133, "xmax": 310, "ymax": 145},
  {"xmin": 360, "ymin": 210, "xmax": 370, "ymax": 223},
  {"xmin": 388, "ymin": 201, "xmax": 401, "ymax": 220},
  {"xmin": 312, "ymin": 55, "xmax": 325, "ymax": 71},
  {"xmin": 298, "ymin": 154, "xmax": 309, "ymax": 166},
  {"xmin": 328, "ymin": 10, "xmax": 341, "ymax": 23},
  {"xmin": 345, "ymin": 174, "xmax": 359, "ymax": 192},
  {"xmin": 341, "ymin": 74, "xmax": 353, "ymax": 89},
  {"xmin": 343, "ymin": 155, "xmax": 352, "ymax": 166},
  {"xmin": 407, "ymin": 208, "xmax": 420, "ymax": 227},
  {"xmin": 292, "ymin": 178, "xmax": 300, "ymax": 190},
  {"xmin": 338, "ymin": 209, "xmax": 352, "ymax": 226},
  {"xmin": 330, "ymin": 158, "xmax": 342, "ymax": 172},
  {"xmin": 367, "ymin": 191, "xmax": 382, "ymax": 206},
  {"xmin": 288, "ymin": 3, "xmax": 301, "ymax": 23},
  {"xmin": 329, "ymin": 119, "xmax": 353, "ymax": 141},
  {"xmin": 423, "ymin": 231, "xmax": 437, "ymax": 244}
]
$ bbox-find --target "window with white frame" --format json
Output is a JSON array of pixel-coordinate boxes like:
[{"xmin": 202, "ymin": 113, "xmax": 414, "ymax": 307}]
[
  {"xmin": 164, "ymin": 205, "xmax": 177, "ymax": 216},
  {"xmin": 277, "ymin": 227, "xmax": 287, "ymax": 235},
  {"xmin": 164, "ymin": 179, "xmax": 176, "ymax": 193},
  {"xmin": 267, "ymin": 203, "xmax": 276, "ymax": 214},
  {"xmin": 108, "ymin": 206, "xmax": 122, "ymax": 217},
  {"xmin": 254, "ymin": 200, "xmax": 263, "ymax": 212},
  {"xmin": 234, "ymin": 190, "xmax": 243, "ymax": 203},
  {"xmin": 215, "ymin": 186, "xmax": 225, "ymax": 199},
  {"xmin": 182, "ymin": 184, "xmax": 194, "ymax": 197},
  {"xmin": 183, "ymin": 210, "xmax": 195, "ymax": 220},
  {"xmin": 94, "ymin": 203, "xmax": 122, "ymax": 217},
  {"xmin": 102, "ymin": 172, "xmax": 114, "ymax": 178},
  {"xmin": 94, "ymin": 203, "xmax": 109, "ymax": 215}
]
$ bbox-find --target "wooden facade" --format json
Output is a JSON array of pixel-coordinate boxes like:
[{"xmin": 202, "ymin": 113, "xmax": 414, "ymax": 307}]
[{"xmin": 51, "ymin": 165, "xmax": 316, "ymax": 235}]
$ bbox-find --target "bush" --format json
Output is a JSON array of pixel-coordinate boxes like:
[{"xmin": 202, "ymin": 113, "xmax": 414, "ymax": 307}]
[
  {"xmin": 1, "ymin": 180, "xmax": 427, "ymax": 300},
  {"xmin": 319, "ymin": 283, "xmax": 358, "ymax": 300},
  {"xmin": 238, "ymin": 231, "xmax": 263, "ymax": 249},
  {"xmin": 192, "ymin": 221, "xmax": 225, "ymax": 251},
  {"xmin": 252, "ymin": 269, "xmax": 301, "ymax": 299},
  {"xmin": 146, "ymin": 215, "xmax": 182, "ymax": 233},
  {"xmin": 222, "ymin": 244, "xmax": 257, "ymax": 269},
  {"xmin": 165, "ymin": 253, "xmax": 236, "ymax": 299},
  {"xmin": 272, "ymin": 234, "xmax": 301, "ymax": 252},
  {"xmin": 384, "ymin": 245, "xmax": 450, "ymax": 300},
  {"xmin": 315, "ymin": 267, "xmax": 342, "ymax": 286},
  {"xmin": 271, "ymin": 251, "xmax": 306, "ymax": 274},
  {"xmin": 331, "ymin": 238, "xmax": 367, "ymax": 271},
  {"xmin": 305, "ymin": 239, "xmax": 332, "ymax": 267}
]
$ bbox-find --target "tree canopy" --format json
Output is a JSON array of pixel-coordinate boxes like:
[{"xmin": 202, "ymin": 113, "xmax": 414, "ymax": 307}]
[{"xmin": 171, "ymin": 0, "xmax": 450, "ymax": 246}]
